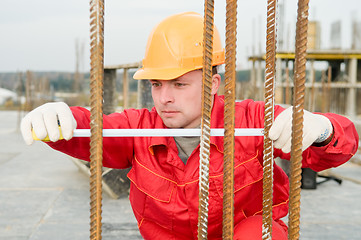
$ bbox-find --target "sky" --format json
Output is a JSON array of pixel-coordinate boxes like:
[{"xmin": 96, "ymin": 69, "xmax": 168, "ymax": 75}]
[{"xmin": 1, "ymin": 0, "xmax": 360, "ymax": 73}]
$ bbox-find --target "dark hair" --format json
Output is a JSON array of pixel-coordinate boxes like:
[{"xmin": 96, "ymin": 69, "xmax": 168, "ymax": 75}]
[{"xmin": 212, "ymin": 66, "xmax": 218, "ymax": 75}]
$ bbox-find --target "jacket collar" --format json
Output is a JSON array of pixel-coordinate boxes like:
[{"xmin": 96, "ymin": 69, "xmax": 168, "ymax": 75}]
[
  {"xmin": 147, "ymin": 109, "xmax": 172, "ymax": 155},
  {"xmin": 209, "ymin": 94, "xmax": 224, "ymax": 153}
]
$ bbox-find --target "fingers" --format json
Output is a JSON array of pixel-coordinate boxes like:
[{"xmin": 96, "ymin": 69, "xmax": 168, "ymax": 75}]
[
  {"xmin": 269, "ymin": 107, "xmax": 293, "ymax": 153},
  {"xmin": 20, "ymin": 102, "xmax": 76, "ymax": 144},
  {"xmin": 56, "ymin": 102, "xmax": 76, "ymax": 140},
  {"xmin": 31, "ymin": 111, "xmax": 50, "ymax": 140},
  {"xmin": 280, "ymin": 141, "xmax": 292, "ymax": 154},
  {"xmin": 302, "ymin": 130, "xmax": 318, "ymax": 151},
  {"xmin": 20, "ymin": 116, "xmax": 34, "ymax": 145},
  {"xmin": 43, "ymin": 109, "xmax": 60, "ymax": 142},
  {"xmin": 269, "ymin": 107, "xmax": 293, "ymax": 141},
  {"xmin": 272, "ymin": 119, "xmax": 292, "ymax": 151},
  {"xmin": 269, "ymin": 107, "xmax": 332, "ymax": 153}
]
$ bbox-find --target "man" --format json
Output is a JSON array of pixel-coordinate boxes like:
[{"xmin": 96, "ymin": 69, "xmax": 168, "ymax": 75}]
[{"xmin": 21, "ymin": 12, "xmax": 358, "ymax": 239}]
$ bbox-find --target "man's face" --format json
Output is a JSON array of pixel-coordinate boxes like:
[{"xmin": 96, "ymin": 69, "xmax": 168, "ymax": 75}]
[{"xmin": 151, "ymin": 70, "xmax": 204, "ymax": 129}]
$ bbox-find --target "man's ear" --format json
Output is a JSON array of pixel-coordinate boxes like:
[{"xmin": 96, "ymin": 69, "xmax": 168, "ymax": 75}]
[{"xmin": 211, "ymin": 73, "xmax": 221, "ymax": 95}]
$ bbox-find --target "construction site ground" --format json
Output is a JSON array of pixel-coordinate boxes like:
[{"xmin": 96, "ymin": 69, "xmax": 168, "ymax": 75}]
[{"xmin": 1, "ymin": 110, "xmax": 360, "ymax": 240}]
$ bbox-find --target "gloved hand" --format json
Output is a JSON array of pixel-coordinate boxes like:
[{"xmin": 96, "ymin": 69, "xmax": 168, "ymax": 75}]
[
  {"xmin": 269, "ymin": 107, "xmax": 333, "ymax": 153},
  {"xmin": 20, "ymin": 102, "xmax": 77, "ymax": 145}
]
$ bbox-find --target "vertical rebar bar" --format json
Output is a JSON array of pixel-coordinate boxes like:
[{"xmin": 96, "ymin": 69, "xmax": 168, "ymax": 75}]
[
  {"xmin": 222, "ymin": 0, "xmax": 237, "ymax": 239},
  {"xmin": 197, "ymin": 1, "xmax": 214, "ymax": 239},
  {"xmin": 288, "ymin": 0, "xmax": 309, "ymax": 239},
  {"xmin": 89, "ymin": 0, "xmax": 104, "ymax": 239},
  {"xmin": 263, "ymin": 0, "xmax": 277, "ymax": 239}
]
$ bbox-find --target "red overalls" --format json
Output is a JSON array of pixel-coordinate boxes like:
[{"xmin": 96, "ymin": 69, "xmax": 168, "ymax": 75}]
[{"xmin": 47, "ymin": 94, "xmax": 358, "ymax": 239}]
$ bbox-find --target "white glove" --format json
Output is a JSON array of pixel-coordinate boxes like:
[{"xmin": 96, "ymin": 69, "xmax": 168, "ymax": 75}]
[
  {"xmin": 21, "ymin": 102, "xmax": 77, "ymax": 145},
  {"xmin": 269, "ymin": 107, "xmax": 333, "ymax": 153}
]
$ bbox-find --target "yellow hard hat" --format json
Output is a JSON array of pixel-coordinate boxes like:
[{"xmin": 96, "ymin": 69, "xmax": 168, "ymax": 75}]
[{"xmin": 133, "ymin": 12, "xmax": 225, "ymax": 80}]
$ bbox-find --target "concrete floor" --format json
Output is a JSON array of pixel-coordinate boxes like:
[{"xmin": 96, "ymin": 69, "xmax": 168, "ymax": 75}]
[{"xmin": 1, "ymin": 110, "xmax": 360, "ymax": 239}]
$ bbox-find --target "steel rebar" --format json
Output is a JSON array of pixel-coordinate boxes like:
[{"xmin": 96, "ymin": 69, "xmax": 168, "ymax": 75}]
[
  {"xmin": 288, "ymin": 0, "xmax": 309, "ymax": 239},
  {"xmin": 222, "ymin": 0, "xmax": 237, "ymax": 239},
  {"xmin": 89, "ymin": 0, "xmax": 105, "ymax": 239},
  {"xmin": 262, "ymin": 0, "xmax": 277, "ymax": 239},
  {"xmin": 197, "ymin": 0, "xmax": 215, "ymax": 239}
]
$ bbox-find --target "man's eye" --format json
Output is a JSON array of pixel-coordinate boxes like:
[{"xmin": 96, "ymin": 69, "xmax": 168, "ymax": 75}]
[
  {"xmin": 151, "ymin": 82, "xmax": 161, "ymax": 87},
  {"xmin": 175, "ymin": 83, "xmax": 186, "ymax": 87}
]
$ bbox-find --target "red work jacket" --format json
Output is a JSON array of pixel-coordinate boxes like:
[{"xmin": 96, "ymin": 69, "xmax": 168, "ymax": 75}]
[{"xmin": 48, "ymin": 94, "xmax": 358, "ymax": 239}]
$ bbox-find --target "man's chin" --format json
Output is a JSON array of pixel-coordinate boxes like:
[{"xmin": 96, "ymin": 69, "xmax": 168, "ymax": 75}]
[
  {"xmin": 162, "ymin": 118, "xmax": 184, "ymax": 128},
  {"xmin": 164, "ymin": 122, "xmax": 182, "ymax": 129}
]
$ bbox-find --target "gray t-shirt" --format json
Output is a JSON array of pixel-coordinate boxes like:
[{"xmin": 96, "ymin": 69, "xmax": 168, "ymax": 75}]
[{"xmin": 174, "ymin": 136, "xmax": 200, "ymax": 165}]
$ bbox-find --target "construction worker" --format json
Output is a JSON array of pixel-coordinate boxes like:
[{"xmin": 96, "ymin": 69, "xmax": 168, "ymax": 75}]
[{"xmin": 21, "ymin": 12, "xmax": 358, "ymax": 240}]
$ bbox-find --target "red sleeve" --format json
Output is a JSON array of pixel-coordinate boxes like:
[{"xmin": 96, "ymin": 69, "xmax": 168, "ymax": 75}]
[
  {"xmin": 274, "ymin": 111, "xmax": 359, "ymax": 172},
  {"xmin": 46, "ymin": 106, "xmax": 135, "ymax": 169},
  {"xmin": 302, "ymin": 113, "xmax": 359, "ymax": 171}
]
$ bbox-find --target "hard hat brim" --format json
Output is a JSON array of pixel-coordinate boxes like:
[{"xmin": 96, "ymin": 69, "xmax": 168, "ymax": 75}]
[
  {"xmin": 133, "ymin": 50, "xmax": 225, "ymax": 80},
  {"xmin": 133, "ymin": 67, "xmax": 201, "ymax": 80}
]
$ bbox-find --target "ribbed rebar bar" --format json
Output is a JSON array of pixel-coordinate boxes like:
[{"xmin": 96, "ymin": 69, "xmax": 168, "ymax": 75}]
[
  {"xmin": 262, "ymin": 0, "xmax": 277, "ymax": 239},
  {"xmin": 197, "ymin": 1, "xmax": 214, "ymax": 239},
  {"xmin": 222, "ymin": 0, "xmax": 237, "ymax": 239},
  {"xmin": 288, "ymin": 0, "xmax": 309, "ymax": 239},
  {"xmin": 89, "ymin": 0, "xmax": 104, "ymax": 239}
]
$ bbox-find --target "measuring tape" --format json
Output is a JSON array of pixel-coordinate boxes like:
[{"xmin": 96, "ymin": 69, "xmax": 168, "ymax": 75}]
[{"xmin": 32, "ymin": 128, "xmax": 264, "ymax": 141}]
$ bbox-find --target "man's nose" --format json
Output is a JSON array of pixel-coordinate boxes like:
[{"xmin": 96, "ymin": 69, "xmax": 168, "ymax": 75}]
[{"xmin": 159, "ymin": 84, "xmax": 175, "ymax": 104}]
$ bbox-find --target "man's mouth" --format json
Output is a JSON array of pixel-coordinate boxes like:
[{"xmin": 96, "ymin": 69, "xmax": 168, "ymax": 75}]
[{"xmin": 162, "ymin": 110, "xmax": 179, "ymax": 117}]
